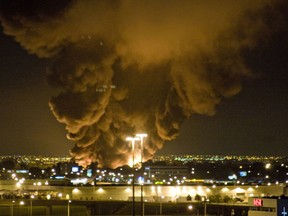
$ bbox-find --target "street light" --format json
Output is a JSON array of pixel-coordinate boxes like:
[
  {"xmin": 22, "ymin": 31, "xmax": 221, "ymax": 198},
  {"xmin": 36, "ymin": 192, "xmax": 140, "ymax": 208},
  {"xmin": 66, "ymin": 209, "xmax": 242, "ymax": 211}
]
[
  {"xmin": 11, "ymin": 200, "xmax": 15, "ymax": 216},
  {"xmin": 136, "ymin": 133, "xmax": 147, "ymax": 216},
  {"xmin": 67, "ymin": 200, "xmax": 71, "ymax": 216},
  {"xmin": 19, "ymin": 201, "xmax": 25, "ymax": 216},
  {"xmin": 188, "ymin": 205, "xmax": 199, "ymax": 216},
  {"xmin": 35, "ymin": 181, "xmax": 42, "ymax": 197},
  {"xmin": 30, "ymin": 195, "xmax": 35, "ymax": 216},
  {"xmin": 202, "ymin": 197, "xmax": 207, "ymax": 216},
  {"xmin": 160, "ymin": 196, "xmax": 164, "ymax": 215},
  {"xmin": 126, "ymin": 136, "xmax": 140, "ymax": 216}
]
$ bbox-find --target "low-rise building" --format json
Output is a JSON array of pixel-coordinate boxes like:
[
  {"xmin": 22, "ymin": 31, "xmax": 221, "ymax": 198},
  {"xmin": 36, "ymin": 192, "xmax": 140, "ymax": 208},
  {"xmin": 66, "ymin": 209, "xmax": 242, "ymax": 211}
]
[{"xmin": 248, "ymin": 197, "xmax": 288, "ymax": 216}]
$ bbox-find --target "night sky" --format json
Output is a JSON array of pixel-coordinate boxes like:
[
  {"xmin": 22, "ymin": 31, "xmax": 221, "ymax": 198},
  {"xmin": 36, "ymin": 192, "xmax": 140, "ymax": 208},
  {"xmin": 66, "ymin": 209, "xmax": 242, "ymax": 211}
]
[
  {"xmin": 1, "ymin": 1, "xmax": 288, "ymax": 167},
  {"xmin": 0, "ymin": 28, "xmax": 72, "ymax": 156}
]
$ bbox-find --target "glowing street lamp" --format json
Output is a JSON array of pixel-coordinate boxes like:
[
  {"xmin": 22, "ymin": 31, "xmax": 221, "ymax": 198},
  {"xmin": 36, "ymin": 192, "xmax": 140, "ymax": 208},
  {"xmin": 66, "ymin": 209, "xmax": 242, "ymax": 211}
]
[
  {"xmin": 126, "ymin": 137, "xmax": 140, "ymax": 166},
  {"xmin": 160, "ymin": 196, "xmax": 165, "ymax": 215},
  {"xmin": 11, "ymin": 200, "xmax": 15, "ymax": 216},
  {"xmin": 30, "ymin": 195, "xmax": 35, "ymax": 216},
  {"xmin": 136, "ymin": 133, "xmax": 147, "ymax": 216},
  {"xmin": 67, "ymin": 200, "xmax": 71, "ymax": 216},
  {"xmin": 19, "ymin": 201, "xmax": 25, "ymax": 215},
  {"xmin": 188, "ymin": 205, "xmax": 199, "ymax": 216},
  {"xmin": 126, "ymin": 136, "xmax": 140, "ymax": 216},
  {"xmin": 35, "ymin": 181, "xmax": 42, "ymax": 196}
]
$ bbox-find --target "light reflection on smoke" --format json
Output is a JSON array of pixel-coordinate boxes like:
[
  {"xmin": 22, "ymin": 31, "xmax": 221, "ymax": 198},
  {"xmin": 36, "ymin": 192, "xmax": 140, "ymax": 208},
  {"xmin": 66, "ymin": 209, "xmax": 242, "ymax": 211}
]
[{"xmin": 0, "ymin": 0, "xmax": 280, "ymax": 168}]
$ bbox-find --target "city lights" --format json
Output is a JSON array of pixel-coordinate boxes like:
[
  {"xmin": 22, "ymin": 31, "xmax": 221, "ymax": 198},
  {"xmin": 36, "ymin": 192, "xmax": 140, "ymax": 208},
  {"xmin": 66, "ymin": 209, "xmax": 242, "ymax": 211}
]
[{"xmin": 0, "ymin": 154, "xmax": 287, "ymax": 215}]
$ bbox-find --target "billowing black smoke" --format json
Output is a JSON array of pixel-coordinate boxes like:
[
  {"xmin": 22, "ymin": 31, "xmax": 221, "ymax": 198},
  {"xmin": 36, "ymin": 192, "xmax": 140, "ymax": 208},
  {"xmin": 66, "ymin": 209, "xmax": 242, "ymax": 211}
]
[{"xmin": 0, "ymin": 0, "xmax": 283, "ymax": 168}]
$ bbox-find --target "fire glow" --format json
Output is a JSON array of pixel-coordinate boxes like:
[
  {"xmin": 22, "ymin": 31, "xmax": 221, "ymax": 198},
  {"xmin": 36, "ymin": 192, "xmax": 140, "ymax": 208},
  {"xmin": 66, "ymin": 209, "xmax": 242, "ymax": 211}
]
[{"xmin": 0, "ymin": 0, "xmax": 278, "ymax": 168}]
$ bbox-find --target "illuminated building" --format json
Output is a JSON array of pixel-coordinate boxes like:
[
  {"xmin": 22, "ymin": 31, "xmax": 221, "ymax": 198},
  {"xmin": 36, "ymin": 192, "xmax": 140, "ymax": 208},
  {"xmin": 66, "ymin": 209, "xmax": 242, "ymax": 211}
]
[
  {"xmin": 247, "ymin": 197, "xmax": 288, "ymax": 215},
  {"xmin": 145, "ymin": 165, "xmax": 189, "ymax": 180}
]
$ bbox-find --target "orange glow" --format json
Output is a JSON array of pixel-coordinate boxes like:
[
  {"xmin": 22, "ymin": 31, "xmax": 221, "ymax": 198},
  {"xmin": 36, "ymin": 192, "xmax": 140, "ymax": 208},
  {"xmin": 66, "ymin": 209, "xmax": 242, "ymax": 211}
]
[{"xmin": 128, "ymin": 152, "xmax": 142, "ymax": 167}]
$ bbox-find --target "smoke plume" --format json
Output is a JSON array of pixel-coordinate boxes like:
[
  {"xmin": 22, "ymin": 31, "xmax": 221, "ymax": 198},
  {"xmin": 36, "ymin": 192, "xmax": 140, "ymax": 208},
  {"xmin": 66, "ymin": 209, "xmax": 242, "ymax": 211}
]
[{"xmin": 0, "ymin": 0, "xmax": 281, "ymax": 168}]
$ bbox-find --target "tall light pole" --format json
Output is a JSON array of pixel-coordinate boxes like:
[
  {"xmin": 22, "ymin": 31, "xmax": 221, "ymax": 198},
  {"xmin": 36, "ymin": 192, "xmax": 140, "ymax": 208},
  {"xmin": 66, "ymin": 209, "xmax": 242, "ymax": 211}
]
[
  {"xmin": 136, "ymin": 133, "xmax": 147, "ymax": 216},
  {"xmin": 126, "ymin": 136, "xmax": 140, "ymax": 216},
  {"xmin": 11, "ymin": 200, "xmax": 15, "ymax": 216},
  {"xmin": 30, "ymin": 195, "xmax": 35, "ymax": 216},
  {"xmin": 67, "ymin": 200, "xmax": 71, "ymax": 216},
  {"xmin": 19, "ymin": 201, "xmax": 24, "ymax": 216},
  {"xmin": 202, "ymin": 197, "xmax": 207, "ymax": 216},
  {"xmin": 160, "ymin": 196, "xmax": 164, "ymax": 215}
]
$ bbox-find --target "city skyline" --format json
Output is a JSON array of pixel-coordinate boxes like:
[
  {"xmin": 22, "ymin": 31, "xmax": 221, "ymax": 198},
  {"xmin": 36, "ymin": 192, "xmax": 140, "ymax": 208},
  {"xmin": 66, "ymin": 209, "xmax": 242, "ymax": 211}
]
[{"xmin": 0, "ymin": 1, "xmax": 288, "ymax": 165}]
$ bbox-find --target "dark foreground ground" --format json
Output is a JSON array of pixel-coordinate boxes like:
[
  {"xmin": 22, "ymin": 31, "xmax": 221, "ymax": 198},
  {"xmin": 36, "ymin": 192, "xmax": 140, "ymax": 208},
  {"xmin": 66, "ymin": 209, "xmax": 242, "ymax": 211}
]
[{"xmin": 0, "ymin": 200, "xmax": 248, "ymax": 215}]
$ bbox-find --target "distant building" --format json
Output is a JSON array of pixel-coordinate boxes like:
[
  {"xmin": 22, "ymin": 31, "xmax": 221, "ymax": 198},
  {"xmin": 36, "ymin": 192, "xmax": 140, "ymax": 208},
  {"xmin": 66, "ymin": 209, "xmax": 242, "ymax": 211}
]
[
  {"xmin": 248, "ymin": 197, "xmax": 276, "ymax": 215},
  {"xmin": 247, "ymin": 197, "xmax": 288, "ymax": 216},
  {"xmin": 57, "ymin": 162, "xmax": 81, "ymax": 176},
  {"xmin": 145, "ymin": 165, "xmax": 189, "ymax": 179}
]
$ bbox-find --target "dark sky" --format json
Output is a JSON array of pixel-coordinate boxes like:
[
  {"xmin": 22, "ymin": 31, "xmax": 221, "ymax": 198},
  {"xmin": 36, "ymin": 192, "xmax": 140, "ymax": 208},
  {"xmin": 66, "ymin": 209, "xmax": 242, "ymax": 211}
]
[
  {"xmin": 162, "ymin": 29, "xmax": 288, "ymax": 156},
  {"xmin": 1, "ymin": 1, "xmax": 288, "ymax": 165},
  {"xmin": 0, "ymin": 29, "xmax": 72, "ymax": 156}
]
